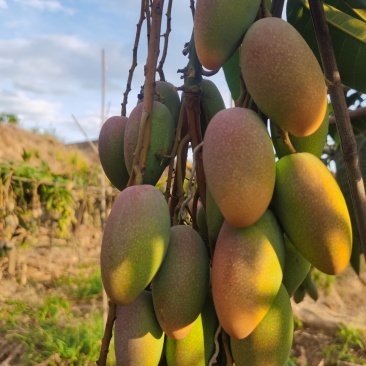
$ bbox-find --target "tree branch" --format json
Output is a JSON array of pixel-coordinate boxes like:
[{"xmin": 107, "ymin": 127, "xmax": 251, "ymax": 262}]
[
  {"xmin": 308, "ymin": 0, "xmax": 366, "ymax": 260},
  {"xmin": 329, "ymin": 106, "xmax": 366, "ymax": 125},
  {"xmin": 121, "ymin": 0, "xmax": 146, "ymax": 117}
]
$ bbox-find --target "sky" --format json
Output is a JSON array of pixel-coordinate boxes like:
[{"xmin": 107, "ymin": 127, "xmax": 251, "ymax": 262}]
[{"xmin": 0, "ymin": 0, "xmax": 231, "ymax": 144}]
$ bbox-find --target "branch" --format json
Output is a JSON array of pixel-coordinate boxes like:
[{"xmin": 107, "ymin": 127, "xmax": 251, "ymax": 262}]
[
  {"xmin": 273, "ymin": 123, "xmax": 297, "ymax": 155},
  {"xmin": 96, "ymin": 301, "xmax": 117, "ymax": 366},
  {"xmin": 329, "ymin": 106, "xmax": 366, "ymax": 125},
  {"xmin": 190, "ymin": 0, "xmax": 195, "ymax": 19},
  {"xmin": 121, "ymin": 0, "xmax": 146, "ymax": 117},
  {"xmin": 156, "ymin": 0, "xmax": 173, "ymax": 81},
  {"xmin": 308, "ymin": 0, "xmax": 366, "ymax": 259},
  {"xmin": 145, "ymin": 0, "xmax": 151, "ymax": 44},
  {"xmin": 271, "ymin": 0, "xmax": 285, "ymax": 18},
  {"xmin": 128, "ymin": 0, "xmax": 165, "ymax": 186}
]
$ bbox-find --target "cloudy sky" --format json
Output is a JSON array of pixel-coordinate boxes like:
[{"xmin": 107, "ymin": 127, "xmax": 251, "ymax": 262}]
[{"xmin": 0, "ymin": 0, "xmax": 231, "ymax": 143}]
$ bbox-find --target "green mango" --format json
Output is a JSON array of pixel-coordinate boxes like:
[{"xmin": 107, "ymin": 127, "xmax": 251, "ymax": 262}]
[
  {"xmin": 206, "ymin": 187, "xmax": 224, "ymax": 247},
  {"xmin": 98, "ymin": 116, "xmax": 130, "ymax": 190},
  {"xmin": 124, "ymin": 101, "xmax": 175, "ymax": 186},
  {"xmin": 100, "ymin": 185, "xmax": 170, "ymax": 305},
  {"xmin": 231, "ymin": 284, "xmax": 294, "ymax": 366},
  {"xmin": 114, "ymin": 291, "xmax": 164, "ymax": 366},
  {"xmin": 165, "ymin": 292, "xmax": 219, "ymax": 366},
  {"xmin": 152, "ymin": 225, "xmax": 210, "ymax": 340}
]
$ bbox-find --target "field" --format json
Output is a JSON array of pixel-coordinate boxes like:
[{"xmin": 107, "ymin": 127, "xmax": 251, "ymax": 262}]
[{"xmin": 0, "ymin": 124, "xmax": 366, "ymax": 365}]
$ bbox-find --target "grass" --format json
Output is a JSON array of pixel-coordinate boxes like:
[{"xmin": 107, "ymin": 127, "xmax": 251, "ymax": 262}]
[{"xmin": 0, "ymin": 271, "xmax": 115, "ymax": 366}]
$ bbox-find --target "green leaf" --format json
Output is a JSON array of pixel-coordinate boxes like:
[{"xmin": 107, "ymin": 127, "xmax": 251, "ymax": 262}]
[
  {"xmin": 323, "ymin": 0, "xmax": 366, "ymax": 22},
  {"xmin": 287, "ymin": 0, "xmax": 366, "ymax": 94},
  {"xmin": 222, "ymin": 48, "xmax": 241, "ymax": 101}
]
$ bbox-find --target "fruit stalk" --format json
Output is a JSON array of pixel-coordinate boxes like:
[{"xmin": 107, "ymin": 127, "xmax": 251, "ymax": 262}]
[
  {"xmin": 184, "ymin": 33, "xmax": 206, "ymax": 208},
  {"xmin": 308, "ymin": 0, "xmax": 366, "ymax": 260},
  {"xmin": 128, "ymin": 0, "xmax": 165, "ymax": 186},
  {"xmin": 271, "ymin": 0, "xmax": 285, "ymax": 18}
]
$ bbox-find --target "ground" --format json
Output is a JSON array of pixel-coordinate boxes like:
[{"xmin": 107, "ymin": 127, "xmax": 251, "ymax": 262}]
[{"xmin": 0, "ymin": 124, "xmax": 366, "ymax": 365}]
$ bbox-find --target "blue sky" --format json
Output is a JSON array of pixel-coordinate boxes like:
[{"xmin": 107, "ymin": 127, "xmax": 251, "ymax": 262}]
[{"xmin": 0, "ymin": 0, "xmax": 231, "ymax": 143}]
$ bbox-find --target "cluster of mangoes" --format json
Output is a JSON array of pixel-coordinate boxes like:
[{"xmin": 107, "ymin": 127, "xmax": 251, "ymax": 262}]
[{"xmin": 98, "ymin": 2, "xmax": 354, "ymax": 365}]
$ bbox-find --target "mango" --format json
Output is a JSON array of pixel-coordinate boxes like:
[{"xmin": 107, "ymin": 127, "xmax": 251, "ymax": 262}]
[
  {"xmin": 231, "ymin": 284, "xmax": 294, "ymax": 366},
  {"xmin": 271, "ymin": 106, "xmax": 329, "ymax": 159},
  {"xmin": 139, "ymin": 80, "xmax": 181, "ymax": 128},
  {"xmin": 165, "ymin": 292, "xmax": 219, "ymax": 366},
  {"xmin": 196, "ymin": 204, "xmax": 209, "ymax": 248},
  {"xmin": 124, "ymin": 101, "xmax": 175, "ymax": 186},
  {"xmin": 98, "ymin": 116, "xmax": 129, "ymax": 190},
  {"xmin": 152, "ymin": 225, "xmax": 210, "ymax": 340},
  {"xmin": 203, "ymin": 107, "xmax": 276, "ymax": 228},
  {"xmin": 114, "ymin": 291, "xmax": 164, "ymax": 366},
  {"xmin": 272, "ymin": 152, "xmax": 352, "ymax": 275},
  {"xmin": 241, "ymin": 17, "xmax": 327, "ymax": 137},
  {"xmin": 282, "ymin": 235, "xmax": 311, "ymax": 297},
  {"xmin": 212, "ymin": 211, "xmax": 283, "ymax": 339},
  {"xmin": 194, "ymin": 0, "xmax": 261, "ymax": 70},
  {"xmin": 206, "ymin": 187, "xmax": 224, "ymax": 246},
  {"xmin": 100, "ymin": 185, "xmax": 170, "ymax": 305},
  {"xmin": 200, "ymin": 79, "xmax": 226, "ymax": 137}
]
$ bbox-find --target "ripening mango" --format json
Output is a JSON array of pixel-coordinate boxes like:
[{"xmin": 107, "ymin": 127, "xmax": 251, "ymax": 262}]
[
  {"xmin": 241, "ymin": 17, "xmax": 327, "ymax": 137},
  {"xmin": 212, "ymin": 211, "xmax": 283, "ymax": 339},
  {"xmin": 272, "ymin": 152, "xmax": 352, "ymax": 275},
  {"xmin": 194, "ymin": 0, "xmax": 261, "ymax": 70},
  {"xmin": 203, "ymin": 107, "xmax": 276, "ymax": 228}
]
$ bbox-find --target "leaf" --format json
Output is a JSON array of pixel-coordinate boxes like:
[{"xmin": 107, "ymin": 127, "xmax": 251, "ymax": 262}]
[
  {"xmin": 222, "ymin": 48, "xmax": 241, "ymax": 102},
  {"xmin": 287, "ymin": 0, "xmax": 366, "ymax": 94},
  {"xmin": 323, "ymin": 0, "xmax": 366, "ymax": 22}
]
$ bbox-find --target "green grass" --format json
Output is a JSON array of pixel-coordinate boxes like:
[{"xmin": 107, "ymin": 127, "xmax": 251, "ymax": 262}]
[{"xmin": 0, "ymin": 282, "xmax": 115, "ymax": 365}]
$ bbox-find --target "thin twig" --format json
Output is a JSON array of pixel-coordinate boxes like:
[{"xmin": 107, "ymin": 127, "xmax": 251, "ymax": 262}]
[
  {"xmin": 190, "ymin": 0, "xmax": 195, "ymax": 19},
  {"xmin": 308, "ymin": 0, "xmax": 366, "ymax": 259},
  {"xmin": 121, "ymin": 0, "xmax": 146, "ymax": 117},
  {"xmin": 274, "ymin": 124, "xmax": 297, "ymax": 155},
  {"xmin": 128, "ymin": 0, "xmax": 165, "ymax": 186},
  {"xmin": 157, "ymin": 0, "xmax": 173, "ymax": 81},
  {"xmin": 71, "ymin": 114, "xmax": 99, "ymax": 157},
  {"xmin": 145, "ymin": 0, "xmax": 151, "ymax": 44},
  {"xmin": 96, "ymin": 301, "xmax": 117, "ymax": 366},
  {"xmin": 222, "ymin": 330, "xmax": 234, "ymax": 366},
  {"xmin": 208, "ymin": 324, "xmax": 222, "ymax": 366}
]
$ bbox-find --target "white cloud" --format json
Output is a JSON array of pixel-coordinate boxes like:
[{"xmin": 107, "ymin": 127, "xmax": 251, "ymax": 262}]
[
  {"xmin": 13, "ymin": 0, "xmax": 74, "ymax": 14},
  {"xmin": 0, "ymin": 0, "xmax": 7, "ymax": 9}
]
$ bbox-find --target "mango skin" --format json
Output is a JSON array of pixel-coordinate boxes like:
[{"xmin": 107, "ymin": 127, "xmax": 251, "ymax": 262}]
[
  {"xmin": 282, "ymin": 235, "xmax": 311, "ymax": 297},
  {"xmin": 165, "ymin": 292, "xmax": 219, "ymax": 366},
  {"xmin": 114, "ymin": 291, "xmax": 164, "ymax": 366},
  {"xmin": 203, "ymin": 107, "xmax": 276, "ymax": 228},
  {"xmin": 271, "ymin": 106, "xmax": 329, "ymax": 159},
  {"xmin": 152, "ymin": 225, "xmax": 210, "ymax": 340},
  {"xmin": 200, "ymin": 79, "xmax": 226, "ymax": 137},
  {"xmin": 124, "ymin": 101, "xmax": 175, "ymax": 186},
  {"xmin": 231, "ymin": 284, "xmax": 294, "ymax": 366},
  {"xmin": 100, "ymin": 185, "xmax": 170, "ymax": 305},
  {"xmin": 241, "ymin": 17, "xmax": 327, "ymax": 137},
  {"xmin": 212, "ymin": 211, "xmax": 283, "ymax": 339},
  {"xmin": 272, "ymin": 152, "xmax": 352, "ymax": 275},
  {"xmin": 194, "ymin": 0, "xmax": 261, "ymax": 70},
  {"xmin": 98, "ymin": 116, "xmax": 129, "ymax": 190},
  {"xmin": 139, "ymin": 80, "xmax": 181, "ymax": 128}
]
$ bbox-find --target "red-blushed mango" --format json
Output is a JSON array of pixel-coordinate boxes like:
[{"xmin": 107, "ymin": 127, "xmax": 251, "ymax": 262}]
[
  {"xmin": 272, "ymin": 152, "xmax": 352, "ymax": 275},
  {"xmin": 241, "ymin": 17, "xmax": 327, "ymax": 137},
  {"xmin": 231, "ymin": 284, "xmax": 294, "ymax": 366},
  {"xmin": 212, "ymin": 211, "xmax": 283, "ymax": 339},
  {"xmin": 114, "ymin": 291, "xmax": 164, "ymax": 366},
  {"xmin": 152, "ymin": 225, "xmax": 210, "ymax": 340},
  {"xmin": 98, "ymin": 116, "xmax": 129, "ymax": 190},
  {"xmin": 202, "ymin": 107, "xmax": 276, "ymax": 228},
  {"xmin": 100, "ymin": 185, "xmax": 170, "ymax": 305},
  {"xmin": 124, "ymin": 101, "xmax": 175, "ymax": 186},
  {"xmin": 194, "ymin": 0, "xmax": 261, "ymax": 70}
]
